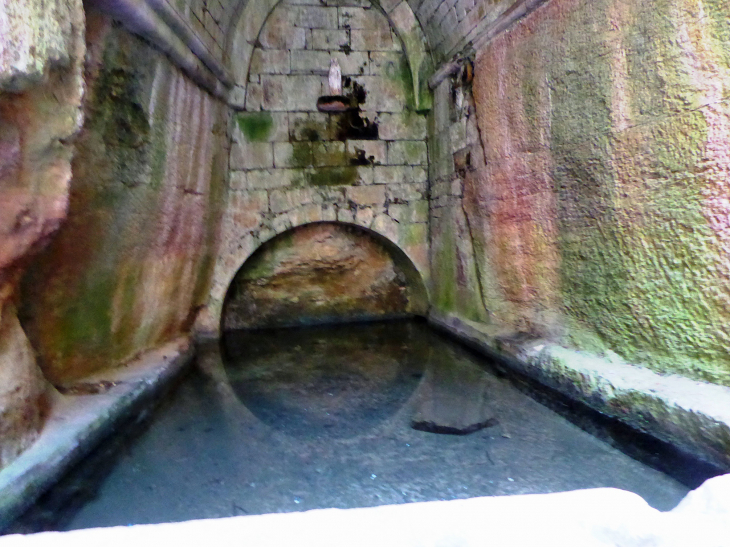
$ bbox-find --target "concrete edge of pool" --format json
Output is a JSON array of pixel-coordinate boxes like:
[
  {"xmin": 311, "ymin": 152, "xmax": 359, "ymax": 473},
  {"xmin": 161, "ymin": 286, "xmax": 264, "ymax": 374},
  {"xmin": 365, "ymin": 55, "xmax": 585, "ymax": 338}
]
[
  {"xmin": 429, "ymin": 312, "xmax": 730, "ymax": 472},
  {"xmin": 1, "ymin": 474, "xmax": 728, "ymax": 546},
  {"xmin": 0, "ymin": 338, "xmax": 194, "ymax": 532}
]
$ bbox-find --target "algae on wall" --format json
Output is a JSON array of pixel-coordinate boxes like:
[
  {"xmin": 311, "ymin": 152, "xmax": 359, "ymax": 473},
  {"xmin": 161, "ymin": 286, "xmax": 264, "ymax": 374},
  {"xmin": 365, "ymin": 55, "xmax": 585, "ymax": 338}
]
[
  {"xmin": 20, "ymin": 16, "xmax": 228, "ymax": 384},
  {"xmin": 433, "ymin": 0, "xmax": 730, "ymax": 385}
]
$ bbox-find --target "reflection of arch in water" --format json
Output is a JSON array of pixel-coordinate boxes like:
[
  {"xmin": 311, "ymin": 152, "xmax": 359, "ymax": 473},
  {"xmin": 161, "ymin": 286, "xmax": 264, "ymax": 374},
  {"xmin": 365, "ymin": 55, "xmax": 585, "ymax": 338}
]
[
  {"xmin": 220, "ymin": 320, "xmax": 429, "ymax": 439},
  {"xmin": 220, "ymin": 221, "xmax": 429, "ymax": 332}
]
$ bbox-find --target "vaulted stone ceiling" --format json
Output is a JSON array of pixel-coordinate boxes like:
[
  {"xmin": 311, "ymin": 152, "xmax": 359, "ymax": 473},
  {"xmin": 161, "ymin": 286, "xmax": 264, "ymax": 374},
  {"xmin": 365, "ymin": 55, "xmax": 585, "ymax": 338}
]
[{"xmin": 160, "ymin": 0, "xmax": 543, "ymax": 67}]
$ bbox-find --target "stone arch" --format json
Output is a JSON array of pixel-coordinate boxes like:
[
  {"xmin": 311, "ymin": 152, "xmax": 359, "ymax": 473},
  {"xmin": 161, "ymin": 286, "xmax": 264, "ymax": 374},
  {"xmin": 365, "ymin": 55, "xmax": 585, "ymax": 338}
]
[
  {"xmin": 219, "ymin": 220, "xmax": 429, "ymax": 331},
  {"xmin": 199, "ymin": 208, "xmax": 429, "ymax": 335},
  {"xmin": 225, "ymin": 0, "xmax": 432, "ymax": 110}
]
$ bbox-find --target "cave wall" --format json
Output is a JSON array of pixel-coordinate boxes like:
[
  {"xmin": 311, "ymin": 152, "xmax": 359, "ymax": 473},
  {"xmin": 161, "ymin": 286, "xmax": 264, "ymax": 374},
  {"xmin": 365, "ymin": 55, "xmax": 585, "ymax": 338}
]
[
  {"xmin": 223, "ymin": 222, "xmax": 428, "ymax": 329},
  {"xmin": 431, "ymin": 0, "xmax": 730, "ymax": 386},
  {"xmin": 19, "ymin": 14, "xmax": 229, "ymax": 385},
  {"xmin": 0, "ymin": 0, "xmax": 86, "ymax": 466},
  {"xmin": 200, "ymin": 0, "xmax": 431, "ymax": 334}
]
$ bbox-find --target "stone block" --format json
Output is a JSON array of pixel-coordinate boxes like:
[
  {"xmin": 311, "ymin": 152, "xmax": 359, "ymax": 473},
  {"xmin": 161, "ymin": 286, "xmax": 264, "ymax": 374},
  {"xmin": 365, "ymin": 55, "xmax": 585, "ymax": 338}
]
[
  {"xmin": 368, "ymin": 52, "xmax": 402, "ymax": 77},
  {"xmin": 259, "ymin": 10, "xmax": 307, "ymax": 49},
  {"xmin": 325, "ymin": 0, "xmax": 371, "ymax": 6},
  {"xmin": 313, "ymin": 142, "xmax": 347, "ymax": 166},
  {"xmin": 250, "ymin": 49, "xmax": 291, "ymax": 75},
  {"xmin": 355, "ymin": 206, "xmax": 375, "ymax": 227},
  {"xmin": 347, "ymin": 140, "xmax": 386, "ymax": 164},
  {"xmin": 291, "ymin": 50, "xmax": 331, "ymax": 74},
  {"xmin": 232, "ymin": 191, "xmax": 269, "ymax": 230},
  {"xmin": 270, "ymin": 187, "xmax": 315, "ymax": 214},
  {"xmin": 387, "ymin": 140, "xmax": 427, "ymax": 165},
  {"xmin": 260, "ymin": 76, "xmax": 286, "ymax": 110},
  {"xmin": 331, "ymin": 51, "xmax": 369, "ymax": 76},
  {"xmin": 289, "ymin": 112, "xmax": 335, "ymax": 141},
  {"xmin": 271, "ymin": 212, "xmax": 293, "ymax": 234},
  {"xmin": 410, "ymin": 166, "xmax": 428, "ymax": 182},
  {"xmin": 379, "ymin": 0, "xmax": 402, "ymax": 14},
  {"xmin": 229, "ymin": 170, "xmax": 248, "ymax": 190},
  {"xmin": 378, "ymin": 112, "xmax": 428, "ymax": 140},
  {"xmin": 389, "ymin": 200, "xmax": 429, "ymax": 223},
  {"xmin": 336, "ymin": 204, "xmax": 356, "ymax": 222},
  {"xmin": 311, "ymin": 29, "xmax": 350, "ymax": 50},
  {"xmin": 450, "ymin": 119, "xmax": 467, "ymax": 153},
  {"xmin": 274, "ymin": 142, "xmax": 294, "ymax": 168},
  {"xmin": 247, "ymin": 169, "xmax": 294, "ymax": 190},
  {"xmin": 261, "ymin": 75, "xmax": 322, "ymax": 111},
  {"xmin": 399, "ymin": 221, "xmax": 428, "ymax": 248},
  {"xmin": 282, "ymin": 142, "xmax": 314, "ymax": 167},
  {"xmin": 390, "ymin": 1, "xmax": 418, "ymax": 32},
  {"xmin": 431, "ymin": 180, "xmax": 450, "ymax": 199},
  {"xmin": 234, "ymin": 112, "xmax": 290, "ymax": 143},
  {"xmin": 316, "ymin": 187, "xmax": 346, "ymax": 203},
  {"xmin": 230, "ymin": 141, "xmax": 274, "ymax": 170},
  {"xmin": 290, "ymin": 203, "xmax": 323, "ymax": 225},
  {"xmin": 350, "ymin": 29, "xmax": 400, "ymax": 52},
  {"xmin": 370, "ymin": 212, "xmax": 399, "ymax": 241},
  {"xmin": 386, "ymin": 181, "xmax": 426, "ymax": 202},
  {"xmin": 229, "ymin": 85, "xmax": 247, "ymax": 109},
  {"xmin": 346, "ymin": 184, "xmax": 386, "ymax": 206},
  {"xmin": 374, "ymin": 165, "xmax": 406, "ymax": 184},
  {"xmin": 295, "ymin": 6, "xmax": 338, "ymax": 28},
  {"xmin": 286, "ymin": 75, "xmax": 324, "ymax": 110},
  {"xmin": 338, "ymin": 7, "xmax": 390, "ymax": 31},
  {"xmin": 245, "ymin": 83, "xmax": 264, "ymax": 110},
  {"xmin": 320, "ymin": 203, "xmax": 338, "ymax": 221},
  {"xmin": 354, "ymin": 165, "xmax": 374, "ymax": 185},
  {"xmin": 355, "ymin": 76, "xmax": 405, "ymax": 111}
]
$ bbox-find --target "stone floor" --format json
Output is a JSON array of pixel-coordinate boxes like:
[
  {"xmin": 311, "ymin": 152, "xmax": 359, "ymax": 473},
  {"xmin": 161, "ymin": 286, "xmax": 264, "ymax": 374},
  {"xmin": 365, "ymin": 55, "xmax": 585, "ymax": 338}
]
[{"xmin": 8, "ymin": 321, "xmax": 689, "ymax": 533}]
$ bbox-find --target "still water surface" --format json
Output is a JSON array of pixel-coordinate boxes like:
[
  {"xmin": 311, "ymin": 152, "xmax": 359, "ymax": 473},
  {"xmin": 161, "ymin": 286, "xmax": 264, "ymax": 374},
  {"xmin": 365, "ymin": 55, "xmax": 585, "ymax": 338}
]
[{"xmin": 12, "ymin": 320, "xmax": 688, "ymax": 532}]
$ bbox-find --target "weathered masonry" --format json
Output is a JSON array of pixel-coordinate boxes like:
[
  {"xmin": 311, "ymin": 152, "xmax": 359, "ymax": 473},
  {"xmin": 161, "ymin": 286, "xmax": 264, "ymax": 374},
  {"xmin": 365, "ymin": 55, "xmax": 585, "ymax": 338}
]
[{"xmin": 1, "ymin": 0, "xmax": 730, "ymax": 526}]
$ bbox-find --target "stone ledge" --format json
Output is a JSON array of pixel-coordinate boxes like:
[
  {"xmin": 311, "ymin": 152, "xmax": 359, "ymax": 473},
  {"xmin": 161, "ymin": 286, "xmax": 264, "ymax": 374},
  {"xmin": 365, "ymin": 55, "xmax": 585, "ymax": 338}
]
[
  {"xmin": 0, "ymin": 338, "xmax": 194, "ymax": 532},
  {"xmin": 2, "ymin": 474, "xmax": 729, "ymax": 546},
  {"xmin": 428, "ymin": 312, "xmax": 730, "ymax": 472}
]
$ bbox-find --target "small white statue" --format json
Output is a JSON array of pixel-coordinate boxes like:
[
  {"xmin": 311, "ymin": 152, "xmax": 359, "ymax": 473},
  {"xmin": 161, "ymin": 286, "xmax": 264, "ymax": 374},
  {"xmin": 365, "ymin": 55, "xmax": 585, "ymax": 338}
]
[{"xmin": 328, "ymin": 59, "xmax": 342, "ymax": 96}]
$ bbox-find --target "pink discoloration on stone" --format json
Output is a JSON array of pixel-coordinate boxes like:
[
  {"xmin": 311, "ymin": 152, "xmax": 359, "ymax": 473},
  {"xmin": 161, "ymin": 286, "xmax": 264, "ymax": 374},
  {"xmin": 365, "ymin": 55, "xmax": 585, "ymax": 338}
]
[{"xmin": 470, "ymin": 9, "xmax": 560, "ymax": 333}]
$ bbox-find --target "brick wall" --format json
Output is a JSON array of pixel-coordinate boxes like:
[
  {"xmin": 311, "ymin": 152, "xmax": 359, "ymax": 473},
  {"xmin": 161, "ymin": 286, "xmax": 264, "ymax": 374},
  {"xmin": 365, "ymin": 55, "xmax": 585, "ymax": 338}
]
[{"xmin": 201, "ymin": 0, "xmax": 431, "ymax": 333}]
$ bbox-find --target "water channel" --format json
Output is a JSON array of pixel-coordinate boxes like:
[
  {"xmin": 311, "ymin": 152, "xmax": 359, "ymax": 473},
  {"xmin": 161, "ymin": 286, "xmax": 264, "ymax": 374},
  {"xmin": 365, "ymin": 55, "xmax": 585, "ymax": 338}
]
[{"xmin": 10, "ymin": 320, "xmax": 690, "ymax": 533}]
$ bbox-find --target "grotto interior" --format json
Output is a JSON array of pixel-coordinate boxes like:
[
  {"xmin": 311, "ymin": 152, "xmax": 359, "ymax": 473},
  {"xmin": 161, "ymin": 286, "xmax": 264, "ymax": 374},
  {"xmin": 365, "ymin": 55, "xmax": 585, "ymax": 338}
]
[{"xmin": 1, "ymin": 0, "xmax": 730, "ymax": 544}]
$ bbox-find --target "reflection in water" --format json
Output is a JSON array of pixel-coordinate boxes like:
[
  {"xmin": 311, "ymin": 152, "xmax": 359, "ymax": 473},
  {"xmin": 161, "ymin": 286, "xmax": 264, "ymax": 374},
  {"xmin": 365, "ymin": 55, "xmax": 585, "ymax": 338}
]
[
  {"xmin": 221, "ymin": 321, "xmax": 428, "ymax": 438},
  {"xmin": 8, "ymin": 320, "xmax": 690, "ymax": 534}
]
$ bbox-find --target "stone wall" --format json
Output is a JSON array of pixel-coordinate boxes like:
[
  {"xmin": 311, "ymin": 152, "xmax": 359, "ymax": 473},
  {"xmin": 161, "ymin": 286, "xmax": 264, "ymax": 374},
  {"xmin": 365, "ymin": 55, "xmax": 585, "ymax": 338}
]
[
  {"xmin": 174, "ymin": 0, "xmax": 233, "ymax": 63},
  {"xmin": 19, "ymin": 14, "xmax": 229, "ymax": 385},
  {"xmin": 431, "ymin": 0, "xmax": 730, "ymax": 386},
  {"xmin": 200, "ymin": 0, "xmax": 430, "ymax": 334},
  {"xmin": 223, "ymin": 222, "xmax": 428, "ymax": 329},
  {"xmin": 0, "ymin": 0, "xmax": 86, "ymax": 466}
]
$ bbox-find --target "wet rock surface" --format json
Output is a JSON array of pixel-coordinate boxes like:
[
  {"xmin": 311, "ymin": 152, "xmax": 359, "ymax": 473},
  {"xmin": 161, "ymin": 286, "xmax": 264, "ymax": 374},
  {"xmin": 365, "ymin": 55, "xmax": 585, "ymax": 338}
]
[
  {"xmin": 7, "ymin": 321, "xmax": 689, "ymax": 533},
  {"xmin": 222, "ymin": 223, "xmax": 427, "ymax": 330}
]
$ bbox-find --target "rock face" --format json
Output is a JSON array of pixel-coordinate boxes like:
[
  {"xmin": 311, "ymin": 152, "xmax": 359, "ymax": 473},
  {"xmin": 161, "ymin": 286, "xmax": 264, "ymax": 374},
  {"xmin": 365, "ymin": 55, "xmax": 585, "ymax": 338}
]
[
  {"xmin": 223, "ymin": 223, "xmax": 427, "ymax": 330},
  {"xmin": 0, "ymin": 0, "xmax": 85, "ymax": 467},
  {"xmin": 430, "ymin": 0, "xmax": 730, "ymax": 386},
  {"xmin": 19, "ymin": 14, "xmax": 228, "ymax": 384}
]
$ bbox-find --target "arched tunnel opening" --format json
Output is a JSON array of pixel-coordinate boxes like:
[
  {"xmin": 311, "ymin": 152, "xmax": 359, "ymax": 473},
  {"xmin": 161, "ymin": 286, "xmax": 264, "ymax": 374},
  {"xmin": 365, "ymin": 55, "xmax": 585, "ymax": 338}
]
[{"xmin": 220, "ymin": 222, "xmax": 428, "ymax": 332}]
